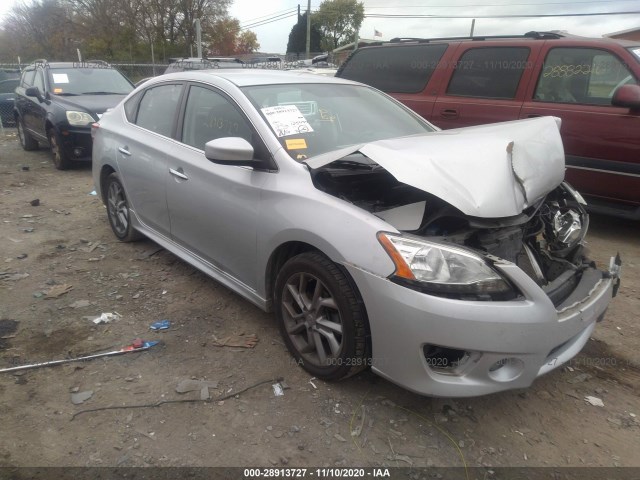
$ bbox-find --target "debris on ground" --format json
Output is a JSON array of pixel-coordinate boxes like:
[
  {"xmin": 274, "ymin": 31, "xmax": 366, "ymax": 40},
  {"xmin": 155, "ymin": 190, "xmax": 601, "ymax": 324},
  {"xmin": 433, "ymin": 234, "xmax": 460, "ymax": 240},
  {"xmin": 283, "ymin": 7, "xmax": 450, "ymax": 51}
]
[
  {"xmin": 30, "ymin": 199, "xmax": 40, "ymax": 206},
  {"xmin": 212, "ymin": 333, "xmax": 258, "ymax": 348},
  {"xmin": 71, "ymin": 390, "xmax": 94, "ymax": 405},
  {"xmin": 150, "ymin": 320, "xmax": 171, "ymax": 331},
  {"xmin": 45, "ymin": 283, "xmax": 73, "ymax": 298},
  {"xmin": 585, "ymin": 396, "xmax": 605, "ymax": 407},
  {"xmin": 272, "ymin": 382, "xmax": 285, "ymax": 397},
  {"xmin": 0, "ymin": 272, "xmax": 29, "ymax": 281},
  {"xmin": 85, "ymin": 312, "xmax": 121, "ymax": 324},
  {"xmin": 0, "ymin": 339, "xmax": 159, "ymax": 374}
]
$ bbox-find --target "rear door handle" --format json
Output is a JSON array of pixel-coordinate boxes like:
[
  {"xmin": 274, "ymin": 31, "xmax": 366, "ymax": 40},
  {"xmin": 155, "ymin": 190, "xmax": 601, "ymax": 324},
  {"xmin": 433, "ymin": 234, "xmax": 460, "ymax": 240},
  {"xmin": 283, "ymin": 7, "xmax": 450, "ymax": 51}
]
[
  {"xmin": 118, "ymin": 146, "xmax": 131, "ymax": 156},
  {"xmin": 169, "ymin": 167, "xmax": 189, "ymax": 180},
  {"xmin": 440, "ymin": 108, "xmax": 459, "ymax": 119}
]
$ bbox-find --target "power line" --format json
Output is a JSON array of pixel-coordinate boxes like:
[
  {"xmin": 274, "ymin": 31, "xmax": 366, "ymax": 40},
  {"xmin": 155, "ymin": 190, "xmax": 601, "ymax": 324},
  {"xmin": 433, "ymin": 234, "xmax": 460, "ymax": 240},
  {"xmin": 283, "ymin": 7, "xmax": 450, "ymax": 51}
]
[
  {"xmin": 241, "ymin": 11, "xmax": 298, "ymax": 30},
  {"xmin": 364, "ymin": 10, "xmax": 640, "ymax": 17},
  {"xmin": 360, "ymin": 0, "xmax": 639, "ymax": 7},
  {"xmin": 239, "ymin": 7, "xmax": 299, "ymax": 25}
]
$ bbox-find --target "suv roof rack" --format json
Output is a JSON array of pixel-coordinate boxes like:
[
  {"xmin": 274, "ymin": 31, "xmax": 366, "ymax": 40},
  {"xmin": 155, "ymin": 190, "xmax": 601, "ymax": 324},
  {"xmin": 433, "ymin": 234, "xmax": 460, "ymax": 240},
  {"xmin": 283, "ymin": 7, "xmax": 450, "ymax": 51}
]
[{"xmin": 387, "ymin": 31, "xmax": 565, "ymax": 44}]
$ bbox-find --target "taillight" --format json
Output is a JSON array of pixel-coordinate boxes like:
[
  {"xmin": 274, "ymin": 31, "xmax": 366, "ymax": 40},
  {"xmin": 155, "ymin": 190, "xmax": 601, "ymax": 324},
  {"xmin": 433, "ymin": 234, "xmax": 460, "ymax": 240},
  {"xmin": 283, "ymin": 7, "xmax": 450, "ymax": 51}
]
[{"xmin": 91, "ymin": 122, "xmax": 99, "ymax": 139}]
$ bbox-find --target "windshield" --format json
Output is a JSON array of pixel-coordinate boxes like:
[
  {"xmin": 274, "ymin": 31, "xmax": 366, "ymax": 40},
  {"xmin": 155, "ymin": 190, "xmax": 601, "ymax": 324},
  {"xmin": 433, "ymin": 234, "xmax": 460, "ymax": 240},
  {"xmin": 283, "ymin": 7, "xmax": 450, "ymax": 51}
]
[
  {"xmin": 47, "ymin": 68, "xmax": 133, "ymax": 95},
  {"xmin": 242, "ymin": 83, "xmax": 435, "ymax": 160}
]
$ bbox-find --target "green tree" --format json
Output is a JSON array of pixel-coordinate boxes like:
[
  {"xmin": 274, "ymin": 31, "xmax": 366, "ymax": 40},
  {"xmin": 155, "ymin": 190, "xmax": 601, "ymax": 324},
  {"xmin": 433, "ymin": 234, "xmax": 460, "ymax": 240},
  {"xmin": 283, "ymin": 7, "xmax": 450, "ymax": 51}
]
[
  {"xmin": 314, "ymin": 0, "xmax": 364, "ymax": 51},
  {"xmin": 237, "ymin": 30, "xmax": 259, "ymax": 53},
  {"xmin": 286, "ymin": 12, "xmax": 322, "ymax": 54}
]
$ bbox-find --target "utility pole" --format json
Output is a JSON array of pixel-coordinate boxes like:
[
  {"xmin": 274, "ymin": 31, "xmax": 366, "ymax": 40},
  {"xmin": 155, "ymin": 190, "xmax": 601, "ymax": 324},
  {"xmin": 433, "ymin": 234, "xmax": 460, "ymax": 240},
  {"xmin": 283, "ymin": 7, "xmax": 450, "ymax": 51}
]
[
  {"xmin": 470, "ymin": 19, "xmax": 476, "ymax": 37},
  {"xmin": 306, "ymin": 0, "xmax": 311, "ymax": 59},
  {"xmin": 196, "ymin": 18, "xmax": 203, "ymax": 58}
]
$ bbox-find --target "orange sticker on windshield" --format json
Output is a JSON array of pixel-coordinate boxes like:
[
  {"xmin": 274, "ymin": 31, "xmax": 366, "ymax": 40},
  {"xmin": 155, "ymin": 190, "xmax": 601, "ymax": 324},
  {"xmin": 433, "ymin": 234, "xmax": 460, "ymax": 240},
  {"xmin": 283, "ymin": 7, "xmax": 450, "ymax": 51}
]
[
  {"xmin": 285, "ymin": 138, "xmax": 307, "ymax": 150},
  {"xmin": 53, "ymin": 88, "xmax": 63, "ymax": 94}
]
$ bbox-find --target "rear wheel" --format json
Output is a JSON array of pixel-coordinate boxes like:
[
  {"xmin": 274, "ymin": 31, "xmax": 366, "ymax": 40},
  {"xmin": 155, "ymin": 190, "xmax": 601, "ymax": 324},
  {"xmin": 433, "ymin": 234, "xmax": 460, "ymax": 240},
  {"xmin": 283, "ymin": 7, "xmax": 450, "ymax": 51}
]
[
  {"xmin": 17, "ymin": 118, "xmax": 38, "ymax": 151},
  {"xmin": 48, "ymin": 128, "xmax": 72, "ymax": 170},
  {"xmin": 105, "ymin": 172, "xmax": 143, "ymax": 242},
  {"xmin": 274, "ymin": 252, "xmax": 369, "ymax": 380}
]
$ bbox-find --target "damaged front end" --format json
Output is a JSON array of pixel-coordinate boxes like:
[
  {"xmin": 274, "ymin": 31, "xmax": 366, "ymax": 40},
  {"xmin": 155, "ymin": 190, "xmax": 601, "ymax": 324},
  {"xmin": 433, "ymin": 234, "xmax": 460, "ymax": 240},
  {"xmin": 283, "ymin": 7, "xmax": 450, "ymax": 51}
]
[{"xmin": 307, "ymin": 117, "xmax": 620, "ymax": 309}]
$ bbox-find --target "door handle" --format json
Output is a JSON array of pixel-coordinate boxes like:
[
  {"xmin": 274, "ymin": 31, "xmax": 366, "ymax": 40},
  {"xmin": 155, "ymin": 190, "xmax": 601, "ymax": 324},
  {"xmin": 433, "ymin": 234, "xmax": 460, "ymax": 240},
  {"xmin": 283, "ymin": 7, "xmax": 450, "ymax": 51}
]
[
  {"xmin": 526, "ymin": 114, "xmax": 542, "ymax": 118},
  {"xmin": 169, "ymin": 168, "xmax": 189, "ymax": 180},
  {"xmin": 118, "ymin": 146, "xmax": 131, "ymax": 156},
  {"xmin": 440, "ymin": 108, "xmax": 459, "ymax": 119}
]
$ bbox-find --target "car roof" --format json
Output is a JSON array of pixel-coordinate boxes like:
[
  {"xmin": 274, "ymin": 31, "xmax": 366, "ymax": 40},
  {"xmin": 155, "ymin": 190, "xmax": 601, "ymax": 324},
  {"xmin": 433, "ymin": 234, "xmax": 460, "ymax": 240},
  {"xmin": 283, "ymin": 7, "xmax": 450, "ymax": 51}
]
[
  {"xmin": 356, "ymin": 32, "xmax": 640, "ymax": 48},
  {"xmin": 153, "ymin": 70, "xmax": 359, "ymax": 87}
]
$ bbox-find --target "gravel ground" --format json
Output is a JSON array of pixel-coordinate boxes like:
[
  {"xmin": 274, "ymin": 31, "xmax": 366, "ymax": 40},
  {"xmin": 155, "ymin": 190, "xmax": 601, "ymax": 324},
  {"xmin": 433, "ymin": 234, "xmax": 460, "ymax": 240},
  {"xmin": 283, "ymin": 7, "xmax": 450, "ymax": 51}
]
[{"xmin": 0, "ymin": 130, "xmax": 639, "ymax": 473}]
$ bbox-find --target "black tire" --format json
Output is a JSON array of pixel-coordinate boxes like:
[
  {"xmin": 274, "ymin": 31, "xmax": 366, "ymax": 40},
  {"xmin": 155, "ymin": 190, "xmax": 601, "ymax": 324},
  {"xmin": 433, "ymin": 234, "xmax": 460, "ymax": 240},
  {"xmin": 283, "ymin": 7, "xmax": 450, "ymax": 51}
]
[
  {"xmin": 274, "ymin": 252, "xmax": 369, "ymax": 380},
  {"xmin": 105, "ymin": 172, "xmax": 143, "ymax": 242},
  {"xmin": 48, "ymin": 128, "xmax": 72, "ymax": 170},
  {"xmin": 17, "ymin": 117, "xmax": 38, "ymax": 151}
]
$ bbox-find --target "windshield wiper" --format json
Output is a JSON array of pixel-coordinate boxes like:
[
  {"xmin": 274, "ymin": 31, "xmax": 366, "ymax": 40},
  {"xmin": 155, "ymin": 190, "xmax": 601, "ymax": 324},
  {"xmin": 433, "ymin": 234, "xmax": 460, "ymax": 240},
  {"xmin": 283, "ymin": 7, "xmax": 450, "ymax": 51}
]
[
  {"xmin": 325, "ymin": 159, "xmax": 377, "ymax": 170},
  {"xmin": 55, "ymin": 92, "xmax": 79, "ymax": 96}
]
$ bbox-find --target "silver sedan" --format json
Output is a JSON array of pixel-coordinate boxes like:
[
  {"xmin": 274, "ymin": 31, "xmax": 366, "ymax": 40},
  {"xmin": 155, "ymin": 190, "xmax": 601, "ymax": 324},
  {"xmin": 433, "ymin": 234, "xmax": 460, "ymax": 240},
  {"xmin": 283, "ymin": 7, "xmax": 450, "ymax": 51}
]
[{"xmin": 92, "ymin": 70, "xmax": 620, "ymax": 397}]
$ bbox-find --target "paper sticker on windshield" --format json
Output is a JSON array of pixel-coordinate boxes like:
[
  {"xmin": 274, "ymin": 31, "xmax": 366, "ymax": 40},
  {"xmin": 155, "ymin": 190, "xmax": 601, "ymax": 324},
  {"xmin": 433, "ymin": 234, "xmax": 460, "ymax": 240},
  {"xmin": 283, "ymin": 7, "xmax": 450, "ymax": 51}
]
[
  {"xmin": 261, "ymin": 105, "xmax": 313, "ymax": 137},
  {"xmin": 52, "ymin": 73, "xmax": 69, "ymax": 84},
  {"xmin": 285, "ymin": 138, "xmax": 307, "ymax": 150},
  {"xmin": 53, "ymin": 88, "xmax": 63, "ymax": 94}
]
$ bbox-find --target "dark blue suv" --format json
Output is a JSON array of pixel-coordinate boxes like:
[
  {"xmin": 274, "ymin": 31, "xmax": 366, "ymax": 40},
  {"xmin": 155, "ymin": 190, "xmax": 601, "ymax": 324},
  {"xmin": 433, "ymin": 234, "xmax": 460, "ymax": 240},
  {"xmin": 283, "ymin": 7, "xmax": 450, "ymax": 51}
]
[{"xmin": 14, "ymin": 60, "xmax": 134, "ymax": 169}]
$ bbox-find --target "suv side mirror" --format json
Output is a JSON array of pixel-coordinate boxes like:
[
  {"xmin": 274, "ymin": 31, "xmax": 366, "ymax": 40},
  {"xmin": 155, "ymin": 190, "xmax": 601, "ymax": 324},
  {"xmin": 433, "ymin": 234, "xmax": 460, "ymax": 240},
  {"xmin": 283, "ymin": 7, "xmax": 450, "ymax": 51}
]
[
  {"xmin": 612, "ymin": 84, "xmax": 640, "ymax": 111},
  {"xmin": 25, "ymin": 86, "xmax": 44, "ymax": 102},
  {"xmin": 204, "ymin": 137, "xmax": 258, "ymax": 166}
]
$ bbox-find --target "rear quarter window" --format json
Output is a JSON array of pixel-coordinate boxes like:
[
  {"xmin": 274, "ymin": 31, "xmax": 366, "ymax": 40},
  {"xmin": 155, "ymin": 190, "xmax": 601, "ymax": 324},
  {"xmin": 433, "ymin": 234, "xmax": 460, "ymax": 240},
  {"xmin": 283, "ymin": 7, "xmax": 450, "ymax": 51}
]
[
  {"xmin": 446, "ymin": 47, "xmax": 531, "ymax": 99},
  {"xmin": 338, "ymin": 44, "xmax": 448, "ymax": 93}
]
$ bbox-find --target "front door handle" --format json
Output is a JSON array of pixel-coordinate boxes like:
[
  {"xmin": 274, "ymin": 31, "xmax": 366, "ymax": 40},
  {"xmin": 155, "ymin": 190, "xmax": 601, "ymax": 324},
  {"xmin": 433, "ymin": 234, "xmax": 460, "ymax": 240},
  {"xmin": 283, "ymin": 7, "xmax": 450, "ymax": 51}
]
[
  {"xmin": 526, "ymin": 114, "xmax": 542, "ymax": 118},
  {"xmin": 169, "ymin": 167, "xmax": 189, "ymax": 180},
  {"xmin": 118, "ymin": 146, "xmax": 131, "ymax": 156},
  {"xmin": 440, "ymin": 108, "xmax": 459, "ymax": 119}
]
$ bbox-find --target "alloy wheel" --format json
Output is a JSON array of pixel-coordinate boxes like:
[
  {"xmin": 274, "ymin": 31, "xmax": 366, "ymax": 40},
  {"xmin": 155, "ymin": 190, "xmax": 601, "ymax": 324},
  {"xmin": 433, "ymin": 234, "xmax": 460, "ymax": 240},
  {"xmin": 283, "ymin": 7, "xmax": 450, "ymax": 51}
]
[{"xmin": 281, "ymin": 272, "xmax": 344, "ymax": 366}]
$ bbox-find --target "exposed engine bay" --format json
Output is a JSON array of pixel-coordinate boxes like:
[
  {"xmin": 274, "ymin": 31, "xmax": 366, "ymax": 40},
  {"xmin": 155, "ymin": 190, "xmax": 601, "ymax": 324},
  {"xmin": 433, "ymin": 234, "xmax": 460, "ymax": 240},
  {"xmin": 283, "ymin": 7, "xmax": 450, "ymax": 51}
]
[{"xmin": 310, "ymin": 154, "xmax": 610, "ymax": 306}]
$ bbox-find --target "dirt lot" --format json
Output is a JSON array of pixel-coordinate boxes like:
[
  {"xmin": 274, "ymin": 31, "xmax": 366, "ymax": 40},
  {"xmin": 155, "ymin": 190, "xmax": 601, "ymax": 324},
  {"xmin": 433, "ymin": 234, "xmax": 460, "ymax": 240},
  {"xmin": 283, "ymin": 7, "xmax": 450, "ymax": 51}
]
[{"xmin": 1, "ymin": 129, "xmax": 639, "ymax": 471}]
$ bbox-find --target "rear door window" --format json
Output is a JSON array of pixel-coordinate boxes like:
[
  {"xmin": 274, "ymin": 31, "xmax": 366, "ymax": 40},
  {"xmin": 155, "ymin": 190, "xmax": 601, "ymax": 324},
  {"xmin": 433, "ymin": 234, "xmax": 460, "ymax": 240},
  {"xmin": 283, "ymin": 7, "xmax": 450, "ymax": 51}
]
[
  {"xmin": 534, "ymin": 47, "xmax": 637, "ymax": 105},
  {"xmin": 135, "ymin": 84, "xmax": 183, "ymax": 137},
  {"xmin": 446, "ymin": 47, "xmax": 530, "ymax": 99},
  {"xmin": 339, "ymin": 44, "xmax": 448, "ymax": 93}
]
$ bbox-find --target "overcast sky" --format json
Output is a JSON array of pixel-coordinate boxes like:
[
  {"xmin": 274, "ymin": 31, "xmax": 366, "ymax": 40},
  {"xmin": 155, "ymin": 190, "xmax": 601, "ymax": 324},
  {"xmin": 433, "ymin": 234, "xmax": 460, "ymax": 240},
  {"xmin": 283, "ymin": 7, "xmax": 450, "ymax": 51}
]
[
  {"xmin": 231, "ymin": 0, "xmax": 640, "ymax": 53},
  {"xmin": 1, "ymin": 0, "xmax": 638, "ymax": 54}
]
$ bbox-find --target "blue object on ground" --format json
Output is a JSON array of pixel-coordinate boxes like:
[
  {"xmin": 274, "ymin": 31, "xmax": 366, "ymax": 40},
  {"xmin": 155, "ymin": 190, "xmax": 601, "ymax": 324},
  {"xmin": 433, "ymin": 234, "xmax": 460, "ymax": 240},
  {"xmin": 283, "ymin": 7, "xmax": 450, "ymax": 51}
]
[{"xmin": 150, "ymin": 320, "xmax": 171, "ymax": 330}]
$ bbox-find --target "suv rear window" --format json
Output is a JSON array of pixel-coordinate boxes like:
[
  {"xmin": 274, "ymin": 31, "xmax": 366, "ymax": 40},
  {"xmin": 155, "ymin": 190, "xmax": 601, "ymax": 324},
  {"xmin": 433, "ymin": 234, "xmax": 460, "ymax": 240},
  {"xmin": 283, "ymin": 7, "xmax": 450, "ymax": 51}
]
[
  {"xmin": 339, "ymin": 44, "xmax": 448, "ymax": 93},
  {"xmin": 446, "ymin": 47, "xmax": 530, "ymax": 99}
]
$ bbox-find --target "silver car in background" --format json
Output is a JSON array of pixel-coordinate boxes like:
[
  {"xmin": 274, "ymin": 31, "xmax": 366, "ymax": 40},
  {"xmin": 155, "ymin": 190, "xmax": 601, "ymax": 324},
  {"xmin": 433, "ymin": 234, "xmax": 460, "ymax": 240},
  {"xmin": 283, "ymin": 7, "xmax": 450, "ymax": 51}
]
[{"xmin": 92, "ymin": 71, "xmax": 620, "ymax": 397}]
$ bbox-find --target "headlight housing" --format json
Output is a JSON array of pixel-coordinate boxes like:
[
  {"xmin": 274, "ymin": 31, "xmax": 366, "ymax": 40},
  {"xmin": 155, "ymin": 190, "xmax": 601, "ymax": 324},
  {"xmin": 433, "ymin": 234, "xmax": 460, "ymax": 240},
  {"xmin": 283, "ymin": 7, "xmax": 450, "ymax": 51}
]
[
  {"xmin": 378, "ymin": 232, "xmax": 515, "ymax": 299},
  {"xmin": 66, "ymin": 111, "xmax": 95, "ymax": 126}
]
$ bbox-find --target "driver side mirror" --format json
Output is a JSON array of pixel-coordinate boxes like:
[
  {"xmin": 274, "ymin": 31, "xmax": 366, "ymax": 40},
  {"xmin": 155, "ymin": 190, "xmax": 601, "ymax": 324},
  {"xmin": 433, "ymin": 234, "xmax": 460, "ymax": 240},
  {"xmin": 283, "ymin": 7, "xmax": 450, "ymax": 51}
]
[
  {"xmin": 25, "ymin": 86, "xmax": 44, "ymax": 102},
  {"xmin": 204, "ymin": 137, "xmax": 258, "ymax": 166},
  {"xmin": 612, "ymin": 84, "xmax": 640, "ymax": 111}
]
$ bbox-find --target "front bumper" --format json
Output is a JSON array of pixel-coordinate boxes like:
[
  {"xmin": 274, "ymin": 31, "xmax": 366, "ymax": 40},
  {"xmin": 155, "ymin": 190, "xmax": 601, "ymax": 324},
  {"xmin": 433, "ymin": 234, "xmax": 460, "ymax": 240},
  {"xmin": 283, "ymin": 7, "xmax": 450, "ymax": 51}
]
[
  {"xmin": 58, "ymin": 126, "xmax": 93, "ymax": 161},
  {"xmin": 345, "ymin": 260, "xmax": 615, "ymax": 397}
]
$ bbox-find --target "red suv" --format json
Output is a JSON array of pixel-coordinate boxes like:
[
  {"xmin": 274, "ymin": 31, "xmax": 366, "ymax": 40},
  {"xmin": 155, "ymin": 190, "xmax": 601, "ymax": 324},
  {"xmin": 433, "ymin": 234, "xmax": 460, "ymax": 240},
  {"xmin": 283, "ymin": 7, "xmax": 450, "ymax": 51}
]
[{"xmin": 337, "ymin": 32, "xmax": 640, "ymax": 220}]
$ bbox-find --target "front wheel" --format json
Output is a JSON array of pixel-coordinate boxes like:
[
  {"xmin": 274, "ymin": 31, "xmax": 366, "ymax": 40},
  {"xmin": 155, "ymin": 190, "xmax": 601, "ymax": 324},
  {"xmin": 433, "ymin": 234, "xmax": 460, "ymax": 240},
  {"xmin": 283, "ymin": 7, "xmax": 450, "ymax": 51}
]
[
  {"xmin": 274, "ymin": 252, "xmax": 369, "ymax": 380},
  {"xmin": 17, "ymin": 118, "xmax": 38, "ymax": 151},
  {"xmin": 48, "ymin": 128, "xmax": 72, "ymax": 170},
  {"xmin": 105, "ymin": 172, "xmax": 143, "ymax": 242}
]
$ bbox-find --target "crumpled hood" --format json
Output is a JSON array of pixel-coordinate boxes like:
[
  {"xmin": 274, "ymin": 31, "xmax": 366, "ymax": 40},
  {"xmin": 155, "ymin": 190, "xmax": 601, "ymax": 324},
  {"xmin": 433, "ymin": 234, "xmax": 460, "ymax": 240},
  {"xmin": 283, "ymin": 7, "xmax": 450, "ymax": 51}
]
[{"xmin": 306, "ymin": 116, "xmax": 565, "ymax": 218}]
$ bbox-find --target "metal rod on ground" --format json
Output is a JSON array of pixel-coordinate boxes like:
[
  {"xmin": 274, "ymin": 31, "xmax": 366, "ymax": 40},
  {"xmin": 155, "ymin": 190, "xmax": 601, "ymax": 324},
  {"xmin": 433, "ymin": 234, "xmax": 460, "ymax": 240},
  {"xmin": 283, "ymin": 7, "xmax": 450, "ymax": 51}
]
[{"xmin": 0, "ymin": 340, "xmax": 159, "ymax": 374}]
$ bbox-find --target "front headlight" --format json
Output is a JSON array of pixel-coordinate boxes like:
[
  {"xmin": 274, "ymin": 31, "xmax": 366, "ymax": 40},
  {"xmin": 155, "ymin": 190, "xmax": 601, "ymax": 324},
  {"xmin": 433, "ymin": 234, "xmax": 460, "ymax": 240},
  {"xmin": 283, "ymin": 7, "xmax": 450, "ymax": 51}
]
[
  {"xmin": 378, "ymin": 232, "xmax": 514, "ymax": 297},
  {"xmin": 66, "ymin": 111, "xmax": 95, "ymax": 126}
]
